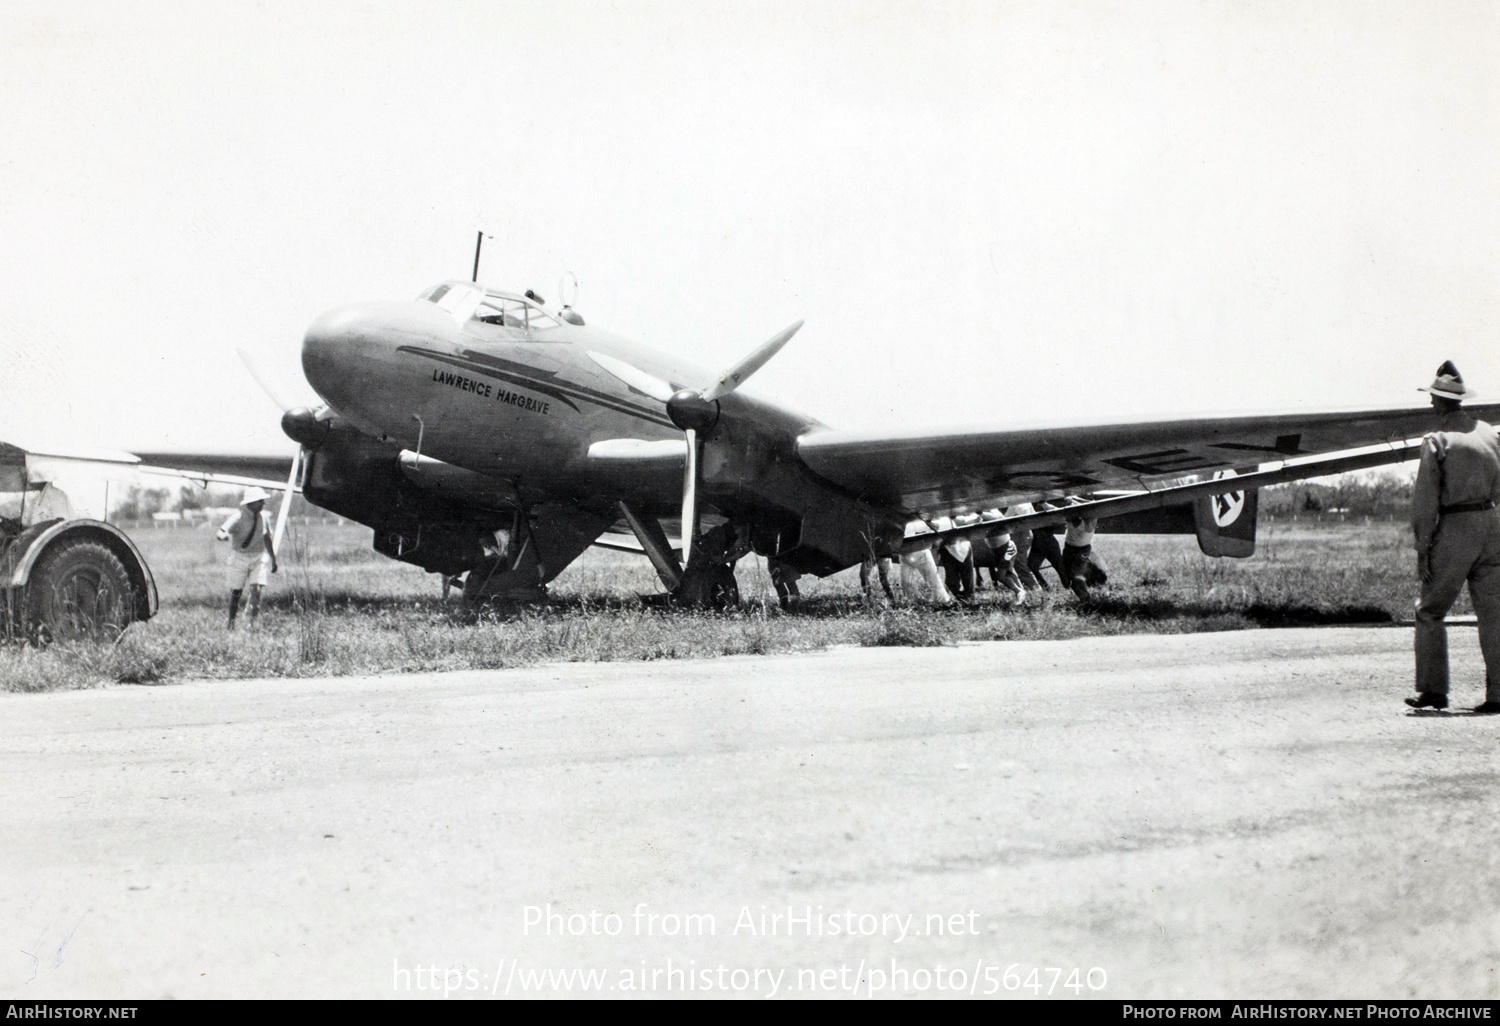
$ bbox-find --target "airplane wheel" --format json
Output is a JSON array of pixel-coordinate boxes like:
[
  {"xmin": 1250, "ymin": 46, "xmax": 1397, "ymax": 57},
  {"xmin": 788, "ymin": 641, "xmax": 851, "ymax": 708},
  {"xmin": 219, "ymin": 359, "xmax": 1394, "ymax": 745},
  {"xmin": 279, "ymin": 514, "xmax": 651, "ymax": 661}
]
[{"xmin": 25, "ymin": 539, "xmax": 134, "ymax": 644}]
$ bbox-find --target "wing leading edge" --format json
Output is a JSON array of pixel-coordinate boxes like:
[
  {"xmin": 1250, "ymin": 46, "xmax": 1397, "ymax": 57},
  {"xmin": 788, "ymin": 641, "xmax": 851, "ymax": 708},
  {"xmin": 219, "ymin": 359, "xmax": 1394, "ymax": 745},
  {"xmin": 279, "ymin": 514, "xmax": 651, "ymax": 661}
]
[
  {"xmin": 795, "ymin": 403, "xmax": 1500, "ymax": 516},
  {"xmin": 129, "ymin": 452, "xmax": 299, "ymax": 493}
]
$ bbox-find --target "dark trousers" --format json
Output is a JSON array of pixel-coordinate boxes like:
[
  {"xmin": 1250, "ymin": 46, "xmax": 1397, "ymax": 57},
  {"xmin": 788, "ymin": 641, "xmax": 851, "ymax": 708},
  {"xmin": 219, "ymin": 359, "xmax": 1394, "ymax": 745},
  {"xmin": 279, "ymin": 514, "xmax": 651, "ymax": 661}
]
[
  {"xmin": 1027, "ymin": 530, "xmax": 1066, "ymax": 586},
  {"xmin": 1416, "ymin": 509, "xmax": 1500, "ymax": 700}
]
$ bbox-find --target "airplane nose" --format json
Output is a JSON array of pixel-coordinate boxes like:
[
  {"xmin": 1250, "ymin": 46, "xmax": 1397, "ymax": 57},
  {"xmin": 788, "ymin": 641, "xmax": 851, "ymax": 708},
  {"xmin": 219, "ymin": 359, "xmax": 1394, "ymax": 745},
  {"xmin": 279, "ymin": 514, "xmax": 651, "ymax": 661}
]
[
  {"xmin": 301, "ymin": 303, "xmax": 380, "ymax": 404},
  {"xmin": 301, "ymin": 300, "xmax": 455, "ymax": 414}
]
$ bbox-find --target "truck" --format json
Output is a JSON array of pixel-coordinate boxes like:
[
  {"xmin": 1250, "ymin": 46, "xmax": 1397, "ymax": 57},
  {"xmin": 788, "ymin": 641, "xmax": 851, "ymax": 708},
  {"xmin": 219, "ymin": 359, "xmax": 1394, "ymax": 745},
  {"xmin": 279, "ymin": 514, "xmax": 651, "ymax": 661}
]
[{"xmin": 0, "ymin": 442, "xmax": 158, "ymax": 643}]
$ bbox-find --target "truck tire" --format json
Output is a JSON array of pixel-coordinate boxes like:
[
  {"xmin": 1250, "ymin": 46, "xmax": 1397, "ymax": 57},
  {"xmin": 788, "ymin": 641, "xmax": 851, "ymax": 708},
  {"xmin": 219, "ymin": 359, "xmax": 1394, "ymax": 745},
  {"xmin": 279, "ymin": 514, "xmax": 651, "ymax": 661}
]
[{"xmin": 25, "ymin": 538, "xmax": 135, "ymax": 643}]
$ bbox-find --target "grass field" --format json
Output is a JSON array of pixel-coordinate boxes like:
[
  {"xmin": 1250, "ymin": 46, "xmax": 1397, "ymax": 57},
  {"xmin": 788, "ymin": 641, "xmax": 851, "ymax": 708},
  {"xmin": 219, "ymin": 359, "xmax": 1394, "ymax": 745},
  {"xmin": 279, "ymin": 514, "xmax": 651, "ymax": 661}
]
[{"xmin": 0, "ymin": 515, "xmax": 1438, "ymax": 692}]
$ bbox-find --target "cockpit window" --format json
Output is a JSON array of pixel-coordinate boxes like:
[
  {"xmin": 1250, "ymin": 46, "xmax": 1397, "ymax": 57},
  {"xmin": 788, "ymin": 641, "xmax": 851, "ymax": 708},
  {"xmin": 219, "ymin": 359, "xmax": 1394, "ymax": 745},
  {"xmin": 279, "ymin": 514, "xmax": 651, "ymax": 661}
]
[
  {"xmin": 419, "ymin": 282, "xmax": 560, "ymax": 332},
  {"xmin": 418, "ymin": 282, "xmax": 484, "ymax": 321},
  {"xmin": 472, "ymin": 293, "xmax": 559, "ymax": 332}
]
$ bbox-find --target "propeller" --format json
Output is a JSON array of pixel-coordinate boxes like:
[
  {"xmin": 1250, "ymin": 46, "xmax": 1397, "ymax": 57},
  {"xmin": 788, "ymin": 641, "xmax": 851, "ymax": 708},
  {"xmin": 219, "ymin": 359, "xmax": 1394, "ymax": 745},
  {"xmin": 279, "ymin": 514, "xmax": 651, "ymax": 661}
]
[
  {"xmin": 237, "ymin": 347, "xmax": 301, "ymax": 413},
  {"xmin": 236, "ymin": 349, "xmax": 311, "ymax": 561},
  {"xmin": 587, "ymin": 319, "xmax": 803, "ymax": 565},
  {"xmin": 269, "ymin": 449, "xmax": 302, "ymax": 562}
]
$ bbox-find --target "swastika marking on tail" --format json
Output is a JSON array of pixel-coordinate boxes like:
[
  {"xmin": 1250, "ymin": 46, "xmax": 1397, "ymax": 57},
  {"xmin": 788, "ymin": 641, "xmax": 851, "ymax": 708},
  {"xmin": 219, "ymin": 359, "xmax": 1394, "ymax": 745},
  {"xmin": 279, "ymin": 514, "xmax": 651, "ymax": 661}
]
[{"xmin": 1213, "ymin": 491, "xmax": 1246, "ymax": 526}]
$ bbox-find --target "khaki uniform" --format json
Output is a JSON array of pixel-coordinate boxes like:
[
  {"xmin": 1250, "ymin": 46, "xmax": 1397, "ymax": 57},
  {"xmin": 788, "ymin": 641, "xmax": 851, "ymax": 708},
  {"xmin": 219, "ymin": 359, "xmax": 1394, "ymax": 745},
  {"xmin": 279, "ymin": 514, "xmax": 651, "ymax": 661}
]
[{"xmin": 1411, "ymin": 412, "xmax": 1500, "ymax": 700}]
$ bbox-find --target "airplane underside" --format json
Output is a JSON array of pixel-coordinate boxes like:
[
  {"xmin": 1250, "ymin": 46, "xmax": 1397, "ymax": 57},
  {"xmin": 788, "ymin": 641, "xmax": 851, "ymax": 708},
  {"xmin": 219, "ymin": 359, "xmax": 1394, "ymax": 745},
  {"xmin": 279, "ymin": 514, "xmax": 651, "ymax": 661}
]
[{"xmin": 288, "ymin": 415, "xmax": 851, "ymax": 606}]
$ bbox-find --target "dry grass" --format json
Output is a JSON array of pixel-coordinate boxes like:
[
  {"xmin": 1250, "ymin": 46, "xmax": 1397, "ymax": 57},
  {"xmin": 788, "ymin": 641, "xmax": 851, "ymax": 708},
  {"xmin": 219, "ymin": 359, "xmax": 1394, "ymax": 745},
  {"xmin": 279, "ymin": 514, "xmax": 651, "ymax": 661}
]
[{"xmin": 0, "ymin": 515, "xmax": 1430, "ymax": 692}]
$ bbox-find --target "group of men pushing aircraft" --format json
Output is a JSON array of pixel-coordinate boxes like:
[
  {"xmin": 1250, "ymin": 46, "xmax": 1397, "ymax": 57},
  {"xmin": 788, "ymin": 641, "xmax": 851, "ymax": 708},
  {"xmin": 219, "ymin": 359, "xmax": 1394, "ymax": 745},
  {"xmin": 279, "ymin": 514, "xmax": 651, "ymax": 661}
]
[{"xmin": 847, "ymin": 505, "xmax": 1104, "ymax": 610}]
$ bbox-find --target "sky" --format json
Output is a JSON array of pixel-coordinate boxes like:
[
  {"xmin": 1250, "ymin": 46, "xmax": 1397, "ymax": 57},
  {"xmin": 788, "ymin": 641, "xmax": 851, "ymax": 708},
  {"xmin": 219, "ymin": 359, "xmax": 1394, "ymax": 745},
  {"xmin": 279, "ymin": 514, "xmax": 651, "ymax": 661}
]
[{"xmin": 1, "ymin": 0, "xmax": 1496, "ymax": 488}]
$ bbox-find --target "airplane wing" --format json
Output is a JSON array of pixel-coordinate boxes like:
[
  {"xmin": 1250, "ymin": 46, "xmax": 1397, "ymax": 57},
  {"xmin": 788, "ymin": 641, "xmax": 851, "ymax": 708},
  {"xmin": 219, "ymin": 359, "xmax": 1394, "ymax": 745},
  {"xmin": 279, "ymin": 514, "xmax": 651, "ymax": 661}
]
[
  {"xmin": 1, "ymin": 439, "xmax": 143, "ymax": 467},
  {"xmin": 795, "ymin": 402, "xmax": 1495, "ymax": 516},
  {"xmin": 129, "ymin": 452, "xmax": 296, "ymax": 481},
  {"xmin": 124, "ymin": 452, "xmax": 298, "ymax": 493}
]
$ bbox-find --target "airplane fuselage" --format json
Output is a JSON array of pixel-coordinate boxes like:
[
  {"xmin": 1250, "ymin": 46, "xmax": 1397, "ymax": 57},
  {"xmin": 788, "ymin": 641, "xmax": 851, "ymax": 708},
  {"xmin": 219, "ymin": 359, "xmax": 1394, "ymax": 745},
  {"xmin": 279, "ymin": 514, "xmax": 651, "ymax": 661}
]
[{"xmin": 295, "ymin": 283, "xmax": 897, "ymax": 587}]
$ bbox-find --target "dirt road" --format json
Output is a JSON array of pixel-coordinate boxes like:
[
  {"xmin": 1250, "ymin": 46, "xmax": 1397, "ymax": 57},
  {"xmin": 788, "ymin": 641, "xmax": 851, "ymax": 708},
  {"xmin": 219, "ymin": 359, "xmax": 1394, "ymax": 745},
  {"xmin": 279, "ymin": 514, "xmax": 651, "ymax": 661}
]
[{"xmin": 3, "ymin": 628, "xmax": 1497, "ymax": 998}]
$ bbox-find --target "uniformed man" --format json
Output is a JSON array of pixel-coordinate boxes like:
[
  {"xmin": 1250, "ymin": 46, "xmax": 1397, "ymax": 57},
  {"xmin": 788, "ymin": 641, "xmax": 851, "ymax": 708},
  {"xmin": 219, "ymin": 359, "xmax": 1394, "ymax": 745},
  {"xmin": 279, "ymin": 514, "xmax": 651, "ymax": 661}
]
[
  {"xmin": 1408, "ymin": 361, "xmax": 1500, "ymax": 714},
  {"xmin": 216, "ymin": 487, "xmax": 278, "ymax": 629}
]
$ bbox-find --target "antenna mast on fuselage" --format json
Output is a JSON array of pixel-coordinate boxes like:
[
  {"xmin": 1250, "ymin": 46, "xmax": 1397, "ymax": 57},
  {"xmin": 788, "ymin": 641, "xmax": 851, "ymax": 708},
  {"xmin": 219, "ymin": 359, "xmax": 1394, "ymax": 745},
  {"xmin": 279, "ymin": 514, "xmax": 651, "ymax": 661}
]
[{"xmin": 471, "ymin": 230, "xmax": 491, "ymax": 282}]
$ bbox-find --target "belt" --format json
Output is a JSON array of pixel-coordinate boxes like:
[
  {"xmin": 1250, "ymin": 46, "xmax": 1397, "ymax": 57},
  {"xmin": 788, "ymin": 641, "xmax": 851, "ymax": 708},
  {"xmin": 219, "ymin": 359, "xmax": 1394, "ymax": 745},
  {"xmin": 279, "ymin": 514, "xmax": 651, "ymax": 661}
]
[{"xmin": 1439, "ymin": 500, "xmax": 1496, "ymax": 515}]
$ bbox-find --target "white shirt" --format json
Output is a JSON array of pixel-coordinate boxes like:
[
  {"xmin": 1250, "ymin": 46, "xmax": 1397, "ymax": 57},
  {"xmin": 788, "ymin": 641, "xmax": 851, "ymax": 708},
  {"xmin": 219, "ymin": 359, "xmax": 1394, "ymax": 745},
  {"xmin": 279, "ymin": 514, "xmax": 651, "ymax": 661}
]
[
  {"xmin": 1065, "ymin": 517, "xmax": 1096, "ymax": 547},
  {"xmin": 218, "ymin": 509, "xmax": 270, "ymax": 554}
]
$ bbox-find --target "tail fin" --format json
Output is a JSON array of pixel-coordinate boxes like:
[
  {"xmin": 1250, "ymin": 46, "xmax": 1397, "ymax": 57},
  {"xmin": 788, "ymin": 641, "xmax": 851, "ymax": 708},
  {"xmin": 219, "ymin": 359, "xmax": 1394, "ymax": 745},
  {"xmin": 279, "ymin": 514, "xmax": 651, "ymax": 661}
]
[{"xmin": 1193, "ymin": 477, "xmax": 1258, "ymax": 557}]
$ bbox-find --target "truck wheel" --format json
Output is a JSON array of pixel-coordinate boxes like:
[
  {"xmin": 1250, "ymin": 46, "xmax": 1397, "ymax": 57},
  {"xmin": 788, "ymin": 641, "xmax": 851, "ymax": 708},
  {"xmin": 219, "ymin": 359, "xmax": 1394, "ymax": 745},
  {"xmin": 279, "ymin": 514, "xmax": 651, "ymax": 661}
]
[{"xmin": 25, "ymin": 539, "xmax": 135, "ymax": 643}]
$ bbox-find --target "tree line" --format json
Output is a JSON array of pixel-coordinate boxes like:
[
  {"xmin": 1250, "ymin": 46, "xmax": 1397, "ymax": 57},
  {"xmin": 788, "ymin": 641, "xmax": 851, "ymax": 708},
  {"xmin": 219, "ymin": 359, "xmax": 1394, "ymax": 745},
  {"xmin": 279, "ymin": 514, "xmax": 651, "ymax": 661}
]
[{"xmin": 1258, "ymin": 467, "xmax": 1415, "ymax": 517}]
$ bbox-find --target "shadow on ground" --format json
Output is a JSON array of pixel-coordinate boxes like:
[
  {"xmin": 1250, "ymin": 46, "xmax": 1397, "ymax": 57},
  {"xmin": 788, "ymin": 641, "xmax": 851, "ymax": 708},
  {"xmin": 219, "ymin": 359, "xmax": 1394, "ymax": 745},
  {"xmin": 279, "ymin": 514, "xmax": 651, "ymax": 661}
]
[{"xmin": 1084, "ymin": 595, "xmax": 1393, "ymax": 627}]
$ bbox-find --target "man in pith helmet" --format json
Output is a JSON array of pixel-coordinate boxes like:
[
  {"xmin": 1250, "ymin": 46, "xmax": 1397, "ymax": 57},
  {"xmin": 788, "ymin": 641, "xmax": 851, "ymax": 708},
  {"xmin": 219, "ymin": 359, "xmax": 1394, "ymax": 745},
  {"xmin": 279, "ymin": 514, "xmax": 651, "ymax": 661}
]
[
  {"xmin": 1409, "ymin": 361, "xmax": 1500, "ymax": 714},
  {"xmin": 216, "ymin": 486, "xmax": 278, "ymax": 629}
]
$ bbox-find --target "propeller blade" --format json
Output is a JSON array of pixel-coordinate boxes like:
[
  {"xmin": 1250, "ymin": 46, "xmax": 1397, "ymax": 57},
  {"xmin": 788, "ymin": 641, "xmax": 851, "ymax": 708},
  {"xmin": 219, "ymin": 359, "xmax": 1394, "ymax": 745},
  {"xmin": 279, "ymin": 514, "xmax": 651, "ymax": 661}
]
[
  {"xmin": 586, "ymin": 351, "xmax": 676, "ymax": 403},
  {"xmin": 681, "ymin": 428, "xmax": 698, "ymax": 566},
  {"xmin": 270, "ymin": 447, "xmax": 302, "ymax": 558},
  {"xmin": 701, "ymin": 320, "xmax": 803, "ymax": 401},
  {"xmin": 237, "ymin": 348, "xmax": 298, "ymax": 413}
]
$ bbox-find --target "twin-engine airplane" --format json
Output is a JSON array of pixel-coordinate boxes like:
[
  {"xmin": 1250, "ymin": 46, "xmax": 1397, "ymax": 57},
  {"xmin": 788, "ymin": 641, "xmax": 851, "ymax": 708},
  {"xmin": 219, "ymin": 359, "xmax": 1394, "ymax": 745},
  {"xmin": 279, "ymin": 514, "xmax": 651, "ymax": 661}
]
[{"xmin": 138, "ymin": 279, "xmax": 1486, "ymax": 605}]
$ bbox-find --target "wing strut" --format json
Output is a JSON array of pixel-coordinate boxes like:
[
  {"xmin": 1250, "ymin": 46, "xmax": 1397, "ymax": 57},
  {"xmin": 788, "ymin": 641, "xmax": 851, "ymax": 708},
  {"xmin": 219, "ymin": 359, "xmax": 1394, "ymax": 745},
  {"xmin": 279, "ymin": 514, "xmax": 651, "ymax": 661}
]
[
  {"xmin": 616, "ymin": 501, "xmax": 683, "ymax": 590},
  {"xmin": 904, "ymin": 440, "xmax": 1422, "ymax": 555}
]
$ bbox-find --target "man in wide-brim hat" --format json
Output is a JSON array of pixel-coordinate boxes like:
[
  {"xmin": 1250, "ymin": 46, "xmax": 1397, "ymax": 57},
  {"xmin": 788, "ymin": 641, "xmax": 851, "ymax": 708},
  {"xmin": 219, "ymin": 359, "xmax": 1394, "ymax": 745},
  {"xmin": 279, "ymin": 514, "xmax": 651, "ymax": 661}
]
[
  {"xmin": 215, "ymin": 486, "xmax": 279, "ymax": 629},
  {"xmin": 1409, "ymin": 361, "xmax": 1500, "ymax": 714}
]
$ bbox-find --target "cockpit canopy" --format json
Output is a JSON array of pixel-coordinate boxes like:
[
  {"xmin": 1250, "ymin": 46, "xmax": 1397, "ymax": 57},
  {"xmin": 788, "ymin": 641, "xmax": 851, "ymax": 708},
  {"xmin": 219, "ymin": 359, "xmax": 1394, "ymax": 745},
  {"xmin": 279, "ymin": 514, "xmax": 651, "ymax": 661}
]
[{"xmin": 417, "ymin": 281, "xmax": 561, "ymax": 332}]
